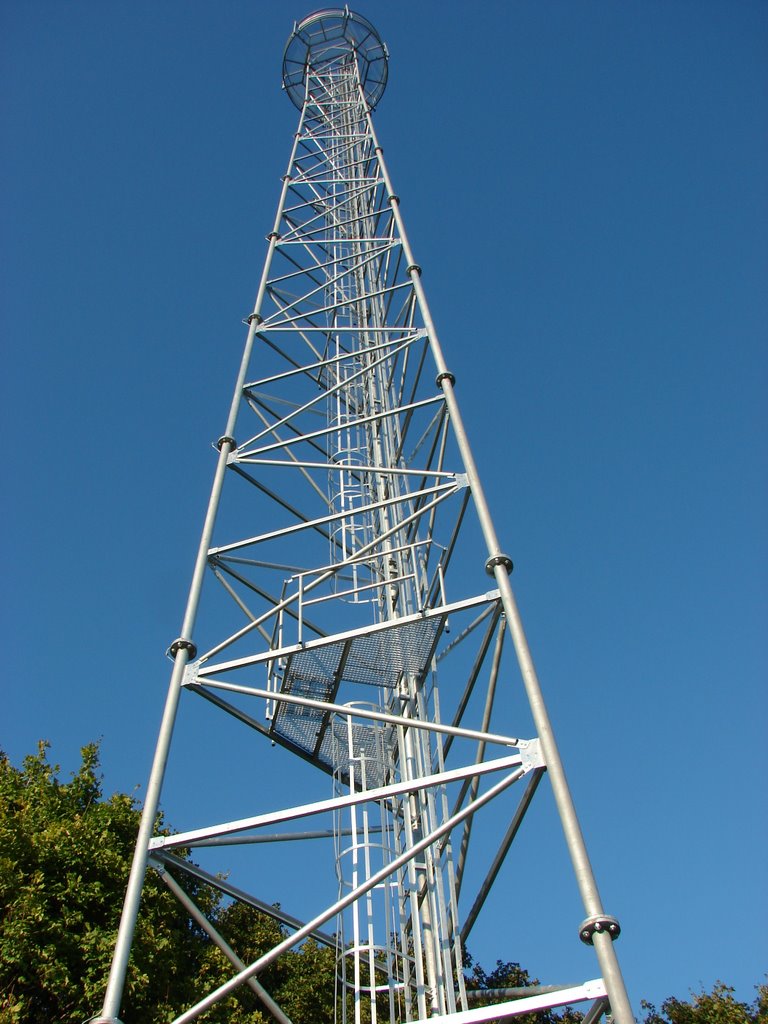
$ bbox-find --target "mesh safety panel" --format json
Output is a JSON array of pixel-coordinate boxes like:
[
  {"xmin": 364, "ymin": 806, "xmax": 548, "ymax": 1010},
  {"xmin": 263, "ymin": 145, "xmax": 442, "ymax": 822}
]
[
  {"xmin": 270, "ymin": 613, "xmax": 445, "ymax": 778},
  {"xmin": 285, "ymin": 614, "xmax": 443, "ymax": 695}
]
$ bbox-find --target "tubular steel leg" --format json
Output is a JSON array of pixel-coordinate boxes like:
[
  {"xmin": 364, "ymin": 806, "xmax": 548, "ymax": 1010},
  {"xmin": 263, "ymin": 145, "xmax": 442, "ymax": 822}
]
[
  {"xmin": 98, "ymin": 444, "xmax": 230, "ymax": 1022},
  {"xmin": 96, "ymin": 118, "xmax": 306, "ymax": 1022},
  {"xmin": 364, "ymin": 102, "xmax": 634, "ymax": 1024}
]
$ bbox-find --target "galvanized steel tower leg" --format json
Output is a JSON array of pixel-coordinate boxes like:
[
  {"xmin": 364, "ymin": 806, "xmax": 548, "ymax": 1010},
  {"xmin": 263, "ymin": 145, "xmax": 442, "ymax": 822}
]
[
  {"xmin": 96, "ymin": 123, "xmax": 305, "ymax": 1024},
  {"xmin": 364, "ymin": 119, "xmax": 633, "ymax": 1022}
]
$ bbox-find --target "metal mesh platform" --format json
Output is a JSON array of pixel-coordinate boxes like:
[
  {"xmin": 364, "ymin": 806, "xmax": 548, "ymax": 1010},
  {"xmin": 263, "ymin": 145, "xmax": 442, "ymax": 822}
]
[
  {"xmin": 270, "ymin": 612, "xmax": 446, "ymax": 780},
  {"xmin": 269, "ymin": 701, "xmax": 393, "ymax": 787},
  {"xmin": 319, "ymin": 718, "xmax": 393, "ymax": 789},
  {"xmin": 285, "ymin": 614, "xmax": 443, "ymax": 692}
]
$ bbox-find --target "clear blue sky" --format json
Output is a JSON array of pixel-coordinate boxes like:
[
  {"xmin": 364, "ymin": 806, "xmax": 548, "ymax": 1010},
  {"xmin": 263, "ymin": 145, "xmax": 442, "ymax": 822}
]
[{"xmin": 2, "ymin": 0, "xmax": 766, "ymax": 1015}]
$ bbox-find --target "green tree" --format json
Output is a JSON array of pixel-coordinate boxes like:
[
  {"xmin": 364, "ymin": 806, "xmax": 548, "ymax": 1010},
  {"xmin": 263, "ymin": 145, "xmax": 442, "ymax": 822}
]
[
  {"xmin": 0, "ymin": 743, "xmax": 210, "ymax": 1023},
  {"xmin": 190, "ymin": 902, "xmax": 337, "ymax": 1024},
  {"xmin": 464, "ymin": 955, "xmax": 583, "ymax": 1024},
  {"xmin": 642, "ymin": 981, "xmax": 768, "ymax": 1024},
  {"xmin": 276, "ymin": 938, "xmax": 338, "ymax": 1024},
  {"xmin": 0, "ymin": 743, "xmax": 355, "ymax": 1024}
]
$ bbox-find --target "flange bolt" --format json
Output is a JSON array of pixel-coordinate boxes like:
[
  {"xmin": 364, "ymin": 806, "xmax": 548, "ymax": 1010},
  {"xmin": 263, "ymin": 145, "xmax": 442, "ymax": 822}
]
[
  {"xmin": 168, "ymin": 638, "xmax": 197, "ymax": 660},
  {"xmin": 485, "ymin": 553, "xmax": 513, "ymax": 576},
  {"xmin": 579, "ymin": 914, "xmax": 621, "ymax": 945}
]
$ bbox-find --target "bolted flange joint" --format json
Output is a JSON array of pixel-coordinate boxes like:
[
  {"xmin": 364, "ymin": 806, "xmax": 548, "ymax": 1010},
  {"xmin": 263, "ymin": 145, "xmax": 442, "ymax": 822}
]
[
  {"xmin": 388, "ymin": 194, "xmax": 400, "ymax": 204},
  {"xmin": 216, "ymin": 435, "xmax": 236, "ymax": 451},
  {"xmin": 243, "ymin": 312, "xmax": 264, "ymax": 326},
  {"xmin": 266, "ymin": 231, "xmax": 281, "ymax": 242},
  {"xmin": 579, "ymin": 914, "xmax": 621, "ymax": 945},
  {"xmin": 485, "ymin": 553, "xmax": 514, "ymax": 576},
  {"xmin": 435, "ymin": 370, "xmax": 456, "ymax": 388},
  {"xmin": 168, "ymin": 638, "xmax": 197, "ymax": 660},
  {"xmin": 407, "ymin": 263, "xmax": 422, "ymax": 276}
]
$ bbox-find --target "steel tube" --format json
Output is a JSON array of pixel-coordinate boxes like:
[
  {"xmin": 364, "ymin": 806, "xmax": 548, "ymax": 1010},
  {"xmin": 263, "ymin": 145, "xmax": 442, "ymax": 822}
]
[
  {"xmin": 98, "ymin": 647, "xmax": 190, "ymax": 1021},
  {"xmin": 171, "ymin": 767, "xmax": 525, "ymax": 1024},
  {"xmin": 155, "ymin": 862, "xmax": 295, "ymax": 1024},
  {"xmin": 461, "ymin": 767, "xmax": 544, "ymax": 943},
  {"xmin": 455, "ymin": 619, "xmax": 505, "ymax": 894},
  {"xmin": 193, "ymin": 681, "xmax": 521, "ymax": 749},
  {"xmin": 154, "ymin": 850, "xmax": 337, "ymax": 947},
  {"xmin": 151, "ymin": 752, "xmax": 526, "ymax": 850}
]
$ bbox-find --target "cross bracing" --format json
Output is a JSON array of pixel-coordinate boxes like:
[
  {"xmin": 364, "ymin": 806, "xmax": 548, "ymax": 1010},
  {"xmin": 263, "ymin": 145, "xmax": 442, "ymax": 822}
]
[{"xmin": 96, "ymin": 9, "xmax": 632, "ymax": 1024}]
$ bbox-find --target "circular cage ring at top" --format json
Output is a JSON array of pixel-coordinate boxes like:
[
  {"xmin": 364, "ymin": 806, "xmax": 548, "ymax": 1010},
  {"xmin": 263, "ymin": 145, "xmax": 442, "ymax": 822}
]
[{"xmin": 282, "ymin": 7, "xmax": 389, "ymax": 110}]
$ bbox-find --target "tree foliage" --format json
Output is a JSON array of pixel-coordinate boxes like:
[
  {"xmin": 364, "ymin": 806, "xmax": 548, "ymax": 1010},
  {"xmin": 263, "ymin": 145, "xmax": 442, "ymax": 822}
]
[
  {"xmin": 642, "ymin": 981, "xmax": 768, "ymax": 1024},
  {"xmin": 464, "ymin": 955, "xmax": 583, "ymax": 1024},
  {"xmin": 0, "ymin": 743, "xmax": 208, "ymax": 1021},
  {"xmin": 0, "ymin": 743, "xmax": 334, "ymax": 1024}
]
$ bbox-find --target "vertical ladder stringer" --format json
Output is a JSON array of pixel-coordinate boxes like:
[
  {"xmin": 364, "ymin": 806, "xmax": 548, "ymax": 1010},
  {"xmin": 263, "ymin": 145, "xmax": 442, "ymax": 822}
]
[{"xmin": 96, "ymin": 11, "xmax": 632, "ymax": 1024}]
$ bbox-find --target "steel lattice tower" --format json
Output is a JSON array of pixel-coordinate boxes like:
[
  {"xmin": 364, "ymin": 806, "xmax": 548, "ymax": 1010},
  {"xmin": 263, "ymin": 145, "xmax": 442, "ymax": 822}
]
[{"xmin": 97, "ymin": 10, "xmax": 633, "ymax": 1024}]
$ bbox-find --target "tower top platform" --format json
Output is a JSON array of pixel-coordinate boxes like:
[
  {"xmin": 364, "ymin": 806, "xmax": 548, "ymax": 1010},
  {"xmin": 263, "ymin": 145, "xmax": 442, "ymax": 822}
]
[{"xmin": 282, "ymin": 7, "xmax": 388, "ymax": 110}]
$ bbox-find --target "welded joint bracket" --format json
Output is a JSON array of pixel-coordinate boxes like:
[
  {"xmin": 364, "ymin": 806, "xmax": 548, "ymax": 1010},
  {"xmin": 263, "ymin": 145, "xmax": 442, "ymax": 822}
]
[
  {"xmin": 181, "ymin": 661, "xmax": 202, "ymax": 687},
  {"xmin": 518, "ymin": 737, "xmax": 545, "ymax": 773},
  {"xmin": 454, "ymin": 473, "xmax": 469, "ymax": 489}
]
